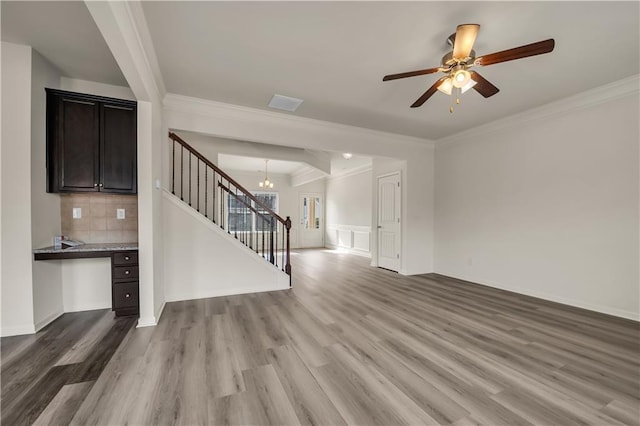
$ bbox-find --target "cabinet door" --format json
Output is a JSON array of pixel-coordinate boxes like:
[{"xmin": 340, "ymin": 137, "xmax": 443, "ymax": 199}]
[
  {"xmin": 100, "ymin": 103, "xmax": 137, "ymax": 193},
  {"xmin": 56, "ymin": 96, "xmax": 100, "ymax": 192}
]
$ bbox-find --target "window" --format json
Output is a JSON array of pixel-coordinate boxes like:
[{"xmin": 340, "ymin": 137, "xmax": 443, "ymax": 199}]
[{"xmin": 228, "ymin": 191, "xmax": 278, "ymax": 233}]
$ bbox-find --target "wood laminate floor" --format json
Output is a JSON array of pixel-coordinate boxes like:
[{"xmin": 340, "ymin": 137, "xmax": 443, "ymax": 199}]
[{"xmin": 2, "ymin": 249, "xmax": 639, "ymax": 425}]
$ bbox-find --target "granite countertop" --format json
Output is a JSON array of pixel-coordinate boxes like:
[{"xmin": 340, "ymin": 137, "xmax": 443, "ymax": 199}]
[{"xmin": 34, "ymin": 242, "xmax": 139, "ymax": 254}]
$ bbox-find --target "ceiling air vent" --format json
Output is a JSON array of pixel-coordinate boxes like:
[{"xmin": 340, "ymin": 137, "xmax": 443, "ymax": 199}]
[{"xmin": 268, "ymin": 94, "xmax": 303, "ymax": 112}]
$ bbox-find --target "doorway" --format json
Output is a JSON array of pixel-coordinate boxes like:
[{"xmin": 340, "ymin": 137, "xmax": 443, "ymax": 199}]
[
  {"xmin": 377, "ymin": 172, "xmax": 401, "ymax": 271},
  {"xmin": 299, "ymin": 193, "xmax": 323, "ymax": 247}
]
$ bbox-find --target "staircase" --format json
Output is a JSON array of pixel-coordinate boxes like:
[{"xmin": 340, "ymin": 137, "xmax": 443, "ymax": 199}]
[{"xmin": 168, "ymin": 132, "xmax": 291, "ymax": 285}]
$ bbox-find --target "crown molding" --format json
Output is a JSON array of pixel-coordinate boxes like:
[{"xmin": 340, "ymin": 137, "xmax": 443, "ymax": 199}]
[
  {"xmin": 436, "ymin": 74, "xmax": 640, "ymax": 147},
  {"xmin": 326, "ymin": 163, "xmax": 373, "ymax": 181},
  {"xmin": 164, "ymin": 93, "xmax": 436, "ymax": 149}
]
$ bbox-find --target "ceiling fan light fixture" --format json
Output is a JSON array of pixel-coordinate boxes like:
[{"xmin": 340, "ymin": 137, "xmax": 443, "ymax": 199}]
[
  {"xmin": 437, "ymin": 77, "xmax": 453, "ymax": 95},
  {"xmin": 461, "ymin": 79, "xmax": 477, "ymax": 94},
  {"xmin": 452, "ymin": 69, "xmax": 471, "ymax": 88}
]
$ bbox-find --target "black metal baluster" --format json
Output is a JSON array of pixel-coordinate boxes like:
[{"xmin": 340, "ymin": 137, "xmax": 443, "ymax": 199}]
[
  {"xmin": 270, "ymin": 216, "xmax": 275, "ymax": 265},
  {"xmin": 197, "ymin": 159, "xmax": 200, "ymax": 212},
  {"xmin": 188, "ymin": 153, "xmax": 192, "ymax": 206},
  {"xmin": 213, "ymin": 172, "xmax": 217, "ymax": 225},
  {"xmin": 180, "ymin": 145, "xmax": 184, "ymax": 201},
  {"xmin": 171, "ymin": 139, "xmax": 175, "ymax": 195},
  {"xmin": 204, "ymin": 166, "xmax": 208, "ymax": 218}
]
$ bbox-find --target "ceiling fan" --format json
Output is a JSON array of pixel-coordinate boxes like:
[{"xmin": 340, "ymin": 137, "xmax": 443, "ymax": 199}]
[{"xmin": 383, "ymin": 24, "xmax": 555, "ymax": 111}]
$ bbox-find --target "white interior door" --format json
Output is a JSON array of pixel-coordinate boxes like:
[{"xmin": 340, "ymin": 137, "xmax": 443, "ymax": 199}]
[
  {"xmin": 377, "ymin": 173, "xmax": 401, "ymax": 271},
  {"xmin": 299, "ymin": 193, "xmax": 323, "ymax": 247}
]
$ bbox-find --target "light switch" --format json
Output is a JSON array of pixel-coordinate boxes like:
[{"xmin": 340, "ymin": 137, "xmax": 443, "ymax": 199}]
[
  {"xmin": 72, "ymin": 207, "xmax": 82, "ymax": 219},
  {"xmin": 117, "ymin": 208, "xmax": 125, "ymax": 220}
]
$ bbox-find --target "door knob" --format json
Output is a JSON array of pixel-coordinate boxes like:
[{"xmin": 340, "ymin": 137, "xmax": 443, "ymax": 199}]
[{"xmin": 377, "ymin": 225, "xmax": 382, "ymax": 229}]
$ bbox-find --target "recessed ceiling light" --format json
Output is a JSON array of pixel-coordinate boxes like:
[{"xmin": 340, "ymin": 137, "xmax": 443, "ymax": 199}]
[
  {"xmin": 268, "ymin": 94, "xmax": 303, "ymax": 112},
  {"xmin": 342, "ymin": 153, "xmax": 353, "ymax": 160}
]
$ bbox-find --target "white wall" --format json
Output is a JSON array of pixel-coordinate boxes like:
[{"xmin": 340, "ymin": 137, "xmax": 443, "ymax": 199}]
[
  {"xmin": 1, "ymin": 42, "xmax": 36, "ymax": 336},
  {"xmin": 62, "ymin": 259, "xmax": 112, "ymax": 312},
  {"xmin": 435, "ymin": 84, "xmax": 639, "ymax": 320},
  {"xmin": 60, "ymin": 77, "xmax": 135, "ymax": 100},
  {"xmin": 326, "ymin": 168, "xmax": 373, "ymax": 256},
  {"xmin": 163, "ymin": 191, "xmax": 289, "ymax": 302},
  {"xmin": 31, "ymin": 49, "xmax": 64, "ymax": 330},
  {"xmin": 165, "ymin": 94, "xmax": 436, "ymax": 275}
]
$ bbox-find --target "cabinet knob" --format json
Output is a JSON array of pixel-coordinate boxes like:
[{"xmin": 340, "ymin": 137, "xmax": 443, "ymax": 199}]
[
  {"xmin": 99, "ymin": 183, "xmax": 103, "ymax": 187},
  {"xmin": 124, "ymin": 256, "xmax": 130, "ymax": 261},
  {"xmin": 124, "ymin": 270, "xmax": 130, "ymax": 275},
  {"xmin": 125, "ymin": 293, "xmax": 131, "ymax": 298},
  {"xmin": 94, "ymin": 183, "xmax": 98, "ymax": 187}
]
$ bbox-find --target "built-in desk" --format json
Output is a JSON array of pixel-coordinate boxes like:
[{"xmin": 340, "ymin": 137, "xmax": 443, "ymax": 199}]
[{"xmin": 34, "ymin": 243, "xmax": 139, "ymax": 317}]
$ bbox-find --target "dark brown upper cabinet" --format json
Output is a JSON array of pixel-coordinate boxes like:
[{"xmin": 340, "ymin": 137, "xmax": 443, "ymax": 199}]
[{"xmin": 46, "ymin": 89, "xmax": 137, "ymax": 194}]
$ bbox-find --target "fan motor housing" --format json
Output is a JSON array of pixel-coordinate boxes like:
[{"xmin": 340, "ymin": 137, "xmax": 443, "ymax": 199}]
[{"xmin": 441, "ymin": 50, "xmax": 476, "ymax": 68}]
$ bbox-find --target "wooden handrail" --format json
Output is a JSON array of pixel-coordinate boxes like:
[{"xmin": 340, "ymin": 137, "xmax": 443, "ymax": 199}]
[{"xmin": 169, "ymin": 132, "xmax": 287, "ymax": 227}]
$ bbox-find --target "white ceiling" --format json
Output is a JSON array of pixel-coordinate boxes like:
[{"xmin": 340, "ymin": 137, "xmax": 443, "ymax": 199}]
[
  {"xmin": 1, "ymin": 1, "xmax": 127, "ymax": 86},
  {"xmin": 218, "ymin": 154, "xmax": 305, "ymax": 175},
  {"xmin": 218, "ymin": 152, "xmax": 373, "ymax": 179},
  {"xmin": 2, "ymin": 2, "xmax": 638, "ymax": 141},
  {"xmin": 141, "ymin": 1, "xmax": 639, "ymax": 140}
]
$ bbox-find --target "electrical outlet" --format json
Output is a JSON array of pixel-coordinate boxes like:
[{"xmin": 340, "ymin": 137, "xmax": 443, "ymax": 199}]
[
  {"xmin": 117, "ymin": 209, "xmax": 125, "ymax": 220},
  {"xmin": 72, "ymin": 207, "xmax": 82, "ymax": 219}
]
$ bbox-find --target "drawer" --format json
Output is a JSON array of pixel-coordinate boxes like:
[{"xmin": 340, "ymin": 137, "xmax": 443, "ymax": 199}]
[
  {"xmin": 113, "ymin": 265, "xmax": 139, "ymax": 280},
  {"xmin": 113, "ymin": 251, "xmax": 138, "ymax": 266},
  {"xmin": 113, "ymin": 282, "xmax": 139, "ymax": 309}
]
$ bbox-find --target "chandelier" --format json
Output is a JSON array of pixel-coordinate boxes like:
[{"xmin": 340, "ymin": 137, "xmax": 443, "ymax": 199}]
[{"xmin": 259, "ymin": 159, "xmax": 273, "ymax": 188}]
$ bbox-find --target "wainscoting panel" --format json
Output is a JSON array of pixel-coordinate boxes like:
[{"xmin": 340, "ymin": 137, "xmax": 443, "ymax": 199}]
[
  {"xmin": 326, "ymin": 225, "xmax": 371, "ymax": 257},
  {"xmin": 337, "ymin": 229, "xmax": 353, "ymax": 249},
  {"xmin": 352, "ymin": 230, "xmax": 370, "ymax": 253}
]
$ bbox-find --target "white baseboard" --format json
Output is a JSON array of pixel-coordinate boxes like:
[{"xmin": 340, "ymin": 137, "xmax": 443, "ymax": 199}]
[
  {"xmin": 325, "ymin": 243, "xmax": 371, "ymax": 258},
  {"xmin": 1, "ymin": 323, "xmax": 37, "ymax": 337},
  {"xmin": 435, "ymin": 271, "xmax": 640, "ymax": 322},
  {"xmin": 34, "ymin": 310, "xmax": 64, "ymax": 332},
  {"xmin": 166, "ymin": 283, "xmax": 290, "ymax": 303},
  {"xmin": 64, "ymin": 302, "xmax": 111, "ymax": 313},
  {"xmin": 137, "ymin": 301, "xmax": 166, "ymax": 328}
]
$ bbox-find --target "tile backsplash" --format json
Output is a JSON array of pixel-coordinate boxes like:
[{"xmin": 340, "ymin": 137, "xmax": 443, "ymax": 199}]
[{"xmin": 61, "ymin": 194, "xmax": 138, "ymax": 243}]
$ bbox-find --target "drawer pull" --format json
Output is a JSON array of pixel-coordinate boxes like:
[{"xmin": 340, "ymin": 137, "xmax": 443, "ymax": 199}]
[
  {"xmin": 125, "ymin": 293, "xmax": 131, "ymax": 298},
  {"xmin": 124, "ymin": 270, "xmax": 130, "ymax": 275},
  {"xmin": 124, "ymin": 256, "xmax": 130, "ymax": 261}
]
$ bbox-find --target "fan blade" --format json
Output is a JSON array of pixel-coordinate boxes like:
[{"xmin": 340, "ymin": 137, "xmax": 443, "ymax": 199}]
[
  {"xmin": 383, "ymin": 67, "xmax": 440, "ymax": 81},
  {"xmin": 411, "ymin": 77, "xmax": 449, "ymax": 108},
  {"xmin": 475, "ymin": 39, "xmax": 555, "ymax": 67},
  {"xmin": 453, "ymin": 24, "xmax": 480, "ymax": 60},
  {"xmin": 470, "ymin": 71, "xmax": 499, "ymax": 98}
]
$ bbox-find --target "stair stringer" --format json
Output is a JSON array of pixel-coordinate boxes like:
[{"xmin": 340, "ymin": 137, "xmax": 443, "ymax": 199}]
[{"xmin": 162, "ymin": 190, "xmax": 290, "ymax": 302}]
